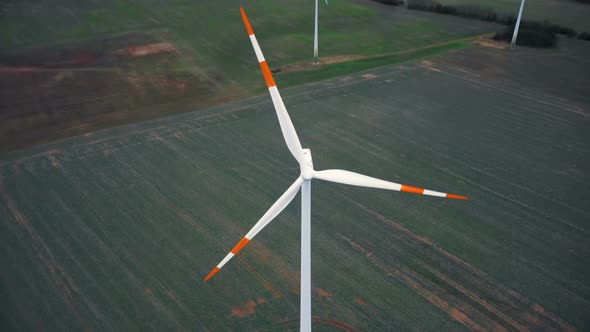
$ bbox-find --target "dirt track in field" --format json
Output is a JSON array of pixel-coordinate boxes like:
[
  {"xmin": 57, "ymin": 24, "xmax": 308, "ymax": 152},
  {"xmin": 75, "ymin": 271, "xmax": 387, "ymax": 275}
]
[{"xmin": 278, "ymin": 33, "xmax": 496, "ymax": 73}]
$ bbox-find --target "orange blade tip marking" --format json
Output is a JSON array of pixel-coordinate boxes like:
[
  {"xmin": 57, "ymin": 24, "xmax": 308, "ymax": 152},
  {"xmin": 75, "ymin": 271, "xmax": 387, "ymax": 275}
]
[
  {"xmin": 400, "ymin": 185, "xmax": 425, "ymax": 195},
  {"xmin": 204, "ymin": 267, "xmax": 220, "ymax": 281},
  {"xmin": 231, "ymin": 237, "xmax": 250, "ymax": 255},
  {"xmin": 259, "ymin": 61, "xmax": 276, "ymax": 88},
  {"xmin": 446, "ymin": 193, "xmax": 468, "ymax": 200},
  {"xmin": 240, "ymin": 7, "xmax": 254, "ymax": 36}
]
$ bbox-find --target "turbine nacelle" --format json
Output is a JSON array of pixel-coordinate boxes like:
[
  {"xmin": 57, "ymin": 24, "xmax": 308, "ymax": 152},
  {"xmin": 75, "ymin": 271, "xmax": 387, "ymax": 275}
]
[{"xmin": 300, "ymin": 149, "xmax": 315, "ymax": 180}]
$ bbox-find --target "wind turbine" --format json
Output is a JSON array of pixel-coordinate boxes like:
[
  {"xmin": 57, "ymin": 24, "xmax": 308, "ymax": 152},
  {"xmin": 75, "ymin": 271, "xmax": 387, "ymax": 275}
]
[
  {"xmin": 313, "ymin": 0, "xmax": 329, "ymax": 64},
  {"xmin": 205, "ymin": 8, "xmax": 468, "ymax": 332},
  {"xmin": 510, "ymin": 0, "xmax": 526, "ymax": 49}
]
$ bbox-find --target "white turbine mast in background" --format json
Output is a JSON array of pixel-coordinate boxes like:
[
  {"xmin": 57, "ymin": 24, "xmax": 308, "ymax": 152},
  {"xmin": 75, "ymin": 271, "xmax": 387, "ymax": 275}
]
[
  {"xmin": 314, "ymin": 0, "xmax": 329, "ymax": 64},
  {"xmin": 511, "ymin": 0, "xmax": 526, "ymax": 49},
  {"xmin": 205, "ymin": 8, "xmax": 468, "ymax": 332}
]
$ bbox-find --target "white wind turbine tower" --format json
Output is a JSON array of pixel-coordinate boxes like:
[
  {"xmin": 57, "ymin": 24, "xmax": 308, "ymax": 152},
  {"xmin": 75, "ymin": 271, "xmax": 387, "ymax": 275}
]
[
  {"xmin": 510, "ymin": 0, "xmax": 526, "ymax": 49},
  {"xmin": 313, "ymin": 0, "xmax": 329, "ymax": 64},
  {"xmin": 205, "ymin": 8, "xmax": 468, "ymax": 332}
]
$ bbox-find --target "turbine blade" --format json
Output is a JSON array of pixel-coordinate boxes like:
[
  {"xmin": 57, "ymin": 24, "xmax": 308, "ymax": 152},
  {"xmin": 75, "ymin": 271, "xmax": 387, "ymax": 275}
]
[
  {"xmin": 314, "ymin": 169, "xmax": 468, "ymax": 200},
  {"xmin": 240, "ymin": 7, "xmax": 304, "ymax": 165},
  {"xmin": 204, "ymin": 177, "xmax": 304, "ymax": 281}
]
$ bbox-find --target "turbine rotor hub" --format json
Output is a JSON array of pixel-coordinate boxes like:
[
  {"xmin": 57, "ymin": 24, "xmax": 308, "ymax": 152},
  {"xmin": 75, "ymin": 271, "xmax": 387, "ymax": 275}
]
[{"xmin": 300, "ymin": 149, "xmax": 315, "ymax": 180}]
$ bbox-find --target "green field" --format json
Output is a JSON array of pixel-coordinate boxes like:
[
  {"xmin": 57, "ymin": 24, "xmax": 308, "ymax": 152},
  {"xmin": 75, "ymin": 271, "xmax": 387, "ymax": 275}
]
[
  {"xmin": 1, "ymin": 38, "xmax": 589, "ymax": 330},
  {"xmin": 0, "ymin": 0, "xmax": 498, "ymax": 152},
  {"xmin": 435, "ymin": 0, "xmax": 590, "ymax": 32}
]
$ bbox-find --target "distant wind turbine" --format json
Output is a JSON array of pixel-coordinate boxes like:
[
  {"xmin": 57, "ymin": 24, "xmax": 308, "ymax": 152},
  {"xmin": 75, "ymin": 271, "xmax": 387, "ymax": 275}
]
[
  {"xmin": 205, "ymin": 8, "xmax": 468, "ymax": 332},
  {"xmin": 511, "ymin": 0, "xmax": 526, "ymax": 49},
  {"xmin": 313, "ymin": 0, "xmax": 329, "ymax": 64}
]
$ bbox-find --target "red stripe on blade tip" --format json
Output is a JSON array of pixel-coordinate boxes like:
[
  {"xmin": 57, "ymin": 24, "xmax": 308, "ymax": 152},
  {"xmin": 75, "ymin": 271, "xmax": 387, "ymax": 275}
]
[
  {"xmin": 259, "ymin": 61, "xmax": 276, "ymax": 87},
  {"xmin": 204, "ymin": 267, "xmax": 220, "ymax": 281},
  {"xmin": 400, "ymin": 185, "xmax": 424, "ymax": 195},
  {"xmin": 231, "ymin": 237, "xmax": 250, "ymax": 255},
  {"xmin": 240, "ymin": 7, "xmax": 254, "ymax": 36},
  {"xmin": 446, "ymin": 193, "xmax": 468, "ymax": 200}
]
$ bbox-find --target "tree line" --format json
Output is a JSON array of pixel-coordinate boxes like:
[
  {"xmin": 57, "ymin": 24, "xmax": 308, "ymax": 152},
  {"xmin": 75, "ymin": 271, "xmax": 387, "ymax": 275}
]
[{"xmin": 407, "ymin": 0, "xmax": 590, "ymax": 48}]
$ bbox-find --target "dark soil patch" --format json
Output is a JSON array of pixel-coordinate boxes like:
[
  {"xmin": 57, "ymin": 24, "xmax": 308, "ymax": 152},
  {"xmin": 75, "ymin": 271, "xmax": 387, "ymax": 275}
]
[
  {"xmin": 0, "ymin": 33, "xmax": 155, "ymax": 68},
  {"xmin": 0, "ymin": 34, "xmax": 217, "ymax": 153}
]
